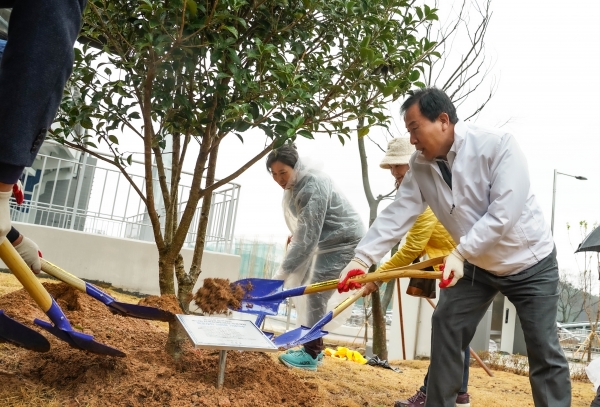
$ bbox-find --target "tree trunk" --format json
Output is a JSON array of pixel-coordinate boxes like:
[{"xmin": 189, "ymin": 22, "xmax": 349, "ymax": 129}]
[
  {"xmin": 165, "ymin": 319, "xmax": 188, "ymax": 361},
  {"xmin": 158, "ymin": 251, "xmax": 176, "ymax": 295},
  {"xmin": 176, "ymin": 141, "xmax": 220, "ymax": 312},
  {"xmin": 357, "ymin": 124, "xmax": 389, "ymax": 358},
  {"xmin": 175, "ymin": 254, "xmax": 193, "ymax": 312},
  {"xmin": 371, "ymin": 287, "xmax": 388, "ymax": 360}
]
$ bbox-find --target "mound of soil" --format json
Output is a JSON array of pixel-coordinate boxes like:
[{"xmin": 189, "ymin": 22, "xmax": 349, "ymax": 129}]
[
  {"xmin": 193, "ymin": 278, "xmax": 245, "ymax": 315},
  {"xmin": 138, "ymin": 293, "xmax": 183, "ymax": 315},
  {"xmin": 0, "ymin": 282, "xmax": 318, "ymax": 406}
]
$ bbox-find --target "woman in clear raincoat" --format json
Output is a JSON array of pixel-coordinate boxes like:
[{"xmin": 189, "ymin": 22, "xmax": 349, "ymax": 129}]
[{"xmin": 267, "ymin": 144, "xmax": 365, "ymax": 371}]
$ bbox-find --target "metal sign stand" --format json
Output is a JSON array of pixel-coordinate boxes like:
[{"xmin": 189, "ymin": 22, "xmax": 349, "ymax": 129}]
[
  {"xmin": 176, "ymin": 315, "xmax": 278, "ymax": 389},
  {"xmin": 217, "ymin": 350, "xmax": 227, "ymax": 388}
]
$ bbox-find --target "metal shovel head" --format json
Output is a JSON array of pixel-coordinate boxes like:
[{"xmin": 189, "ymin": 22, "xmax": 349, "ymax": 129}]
[
  {"xmin": 0, "ymin": 310, "xmax": 50, "ymax": 352},
  {"xmin": 83, "ymin": 283, "xmax": 175, "ymax": 322},
  {"xmin": 230, "ymin": 278, "xmax": 285, "ymax": 313},
  {"xmin": 233, "ymin": 278, "xmax": 285, "ymax": 298},
  {"xmin": 273, "ymin": 325, "xmax": 329, "ymax": 349},
  {"xmin": 106, "ymin": 301, "xmax": 175, "ymax": 322},
  {"xmin": 239, "ymin": 299, "xmax": 279, "ymax": 315},
  {"xmin": 34, "ymin": 318, "xmax": 126, "ymax": 357}
]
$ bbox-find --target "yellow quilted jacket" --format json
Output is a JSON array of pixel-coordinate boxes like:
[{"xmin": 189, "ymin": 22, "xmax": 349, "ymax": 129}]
[{"xmin": 377, "ymin": 207, "xmax": 455, "ymax": 272}]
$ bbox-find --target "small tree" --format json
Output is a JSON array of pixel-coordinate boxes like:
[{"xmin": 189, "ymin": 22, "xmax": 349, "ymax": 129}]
[
  {"xmin": 52, "ymin": 0, "xmax": 441, "ymax": 350},
  {"xmin": 557, "ymin": 269, "xmax": 585, "ymax": 323},
  {"xmin": 568, "ymin": 221, "xmax": 600, "ymax": 362}
]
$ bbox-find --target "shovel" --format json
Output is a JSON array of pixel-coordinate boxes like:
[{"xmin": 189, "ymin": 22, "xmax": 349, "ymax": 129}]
[
  {"xmin": 273, "ymin": 285, "xmax": 369, "ymax": 349},
  {"xmin": 40, "ymin": 259, "xmax": 174, "ymax": 322},
  {"xmin": 232, "ymin": 256, "xmax": 444, "ymax": 315},
  {"xmin": 0, "ymin": 240, "xmax": 125, "ymax": 357},
  {"xmin": 0, "ymin": 310, "xmax": 50, "ymax": 352}
]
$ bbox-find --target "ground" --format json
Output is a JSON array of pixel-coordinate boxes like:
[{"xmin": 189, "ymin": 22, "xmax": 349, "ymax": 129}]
[{"xmin": 0, "ymin": 272, "xmax": 595, "ymax": 407}]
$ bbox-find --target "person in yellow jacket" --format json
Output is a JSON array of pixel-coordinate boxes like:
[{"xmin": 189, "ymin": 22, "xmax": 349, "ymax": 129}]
[{"xmin": 362, "ymin": 137, "xmax": 471, "ymax": 407}]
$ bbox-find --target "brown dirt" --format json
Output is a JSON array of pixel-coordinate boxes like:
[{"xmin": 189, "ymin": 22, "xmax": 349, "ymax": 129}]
[
  {"xmin": 0, "ymin": 274, "xmax": 596, "ymax": 407},
  {"xmin": 0, "ymin": 282, "xmax": 318, "ymax": 407},
  {"xmin": 138, "ymin": 294, "xmax": 183, "ymax": 315},
  {"xmin": 193, "ymin": 278, "xmax": 244, "ymax": 315}
]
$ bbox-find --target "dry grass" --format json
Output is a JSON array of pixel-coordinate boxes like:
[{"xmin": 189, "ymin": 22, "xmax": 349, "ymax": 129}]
[
  {"xmin": 278, "ymin": 354, "xmax": 597, "ymax": 406},
  {"xmin": 0, "ymin": 271, "xmax": 596, "ymax": 406}
]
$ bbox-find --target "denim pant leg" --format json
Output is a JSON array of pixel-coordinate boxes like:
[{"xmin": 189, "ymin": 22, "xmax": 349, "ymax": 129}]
[
  {"xmin": 425, "ymin": 264, "xmax": 497, "ymax": 407},
  {"xmin": 0, "ymin": 0, "xmax": 86, "ymax": 182},
  {"xmin": 421, "ymin": 346, "xmax": 469, "ymax": 394}
]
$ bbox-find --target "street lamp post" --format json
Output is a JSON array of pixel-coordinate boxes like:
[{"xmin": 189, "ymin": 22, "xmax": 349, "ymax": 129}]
[{"xmin": 551, "ymin": 169, "xmax": 587, "ymax": 234}]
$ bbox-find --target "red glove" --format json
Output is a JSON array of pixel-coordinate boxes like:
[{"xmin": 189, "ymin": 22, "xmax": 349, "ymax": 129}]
[
  {"xmin": 337, "ymin": 269, "xmax": 365, "ymax": 293},
  {"xmin": 12, "ymin": 181, "xmax": 24, "ymax": 205},
  {"xmin": 438, "ymin": 264, "xmax": 454, "ymax": 289}
]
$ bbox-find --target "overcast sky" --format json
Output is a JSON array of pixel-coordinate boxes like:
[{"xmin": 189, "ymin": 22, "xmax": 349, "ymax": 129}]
[{"xmin": 204, "ymin": 0, "xmax": 600, "ymax": 281}]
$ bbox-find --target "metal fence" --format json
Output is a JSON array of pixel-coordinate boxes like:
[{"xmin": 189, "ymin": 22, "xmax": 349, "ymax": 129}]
[{"xmin": 9, "ymin": 145, "xmax": 240, "ymax": 252}]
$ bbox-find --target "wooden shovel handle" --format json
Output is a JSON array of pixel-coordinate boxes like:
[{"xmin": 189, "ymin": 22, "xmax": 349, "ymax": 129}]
[
  {"xmin": 40, "ymin": 259, "xmax": 87, "ymax": 292},
  {"xmin": 304, "ymin": 257, "xmax": 445, "ymax": 295},
  {"xmin": 0, "ymin": 239, "xmax": 53, "ymax": 311}
]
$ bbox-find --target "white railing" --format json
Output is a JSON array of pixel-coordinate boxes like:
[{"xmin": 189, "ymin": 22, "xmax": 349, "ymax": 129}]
[{"xmin": 9, "ymin": 146, "xmax": 239, "ymax": 252}]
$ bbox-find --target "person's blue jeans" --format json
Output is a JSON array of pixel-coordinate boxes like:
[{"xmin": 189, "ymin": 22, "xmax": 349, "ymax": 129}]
[
  {"xmin": 0, "ymin": 0, "xmax": 86, "ymax": 183},
  {"xmin": 421, "ymin": 347, "xmax": 470, "ymax": 394},
  {"xmin": 0, "ymin": 38, "xmax": 6, "ymax": 60}
]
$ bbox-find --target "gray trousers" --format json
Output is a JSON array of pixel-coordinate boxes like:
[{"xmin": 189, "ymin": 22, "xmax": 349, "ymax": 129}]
[{"xmin": 426, "ymin": 248, "xmax": 571, "ymax": 407}]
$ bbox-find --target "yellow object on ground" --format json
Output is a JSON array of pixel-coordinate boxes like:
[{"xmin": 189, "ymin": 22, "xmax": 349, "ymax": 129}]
[{"xmin": 324, "ymin": 347, "xmax": 368, "ymax": 364}]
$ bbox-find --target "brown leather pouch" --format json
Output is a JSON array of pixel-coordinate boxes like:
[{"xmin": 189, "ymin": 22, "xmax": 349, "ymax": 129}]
[{"xmin": 406, "ymin": 276, "xmax": 436, "ymax": 299}]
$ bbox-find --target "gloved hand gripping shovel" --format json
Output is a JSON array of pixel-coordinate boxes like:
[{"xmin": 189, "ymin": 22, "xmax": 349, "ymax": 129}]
[
  {"xmin": 0, "ymin": 240, "xmax": 125, "ymax": 356},
  {"xmin": 40, "ymin": 259, "xmax": 174, "ymax": 322},
  {"xmin": 230, "ymin": 256, "xmax": 445, "ymax": 315}
]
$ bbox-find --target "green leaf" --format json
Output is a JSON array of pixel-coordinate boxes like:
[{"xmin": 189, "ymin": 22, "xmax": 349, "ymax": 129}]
[
  {"xmin": 382, "ymin": 85, "xmax": 395, "ymax": 97},
  {"xmin": 409, "ymin": 70, "xmax": 420, "ymax": 81},
  {"xmin": 273, "ymin": 137, "xmax": 288, "ymax": 149},
  {"xmin": 81, "ymin": 118, "xmax": 94, "ymax": 129},
  {"xmin": 224, "ymin": 26, "xmax": 238, "ymax": 38},
  {"xmin": 357, "ymin": 126, "xmax": 369, "ymax": 138},
  {"xmin": 108, "ymin": 135, "xmax": 119, "ymax": 144},
  {"xmin": 297, "ymin": 129, "xmax": 314, "ymax": 139},
  {"xmin": 186, "ymin": 0, "xmax": 197, "ymax": 15},
  {"xmin": 415, "ymin": 7, "xmax": 423, "ymax": 20}
]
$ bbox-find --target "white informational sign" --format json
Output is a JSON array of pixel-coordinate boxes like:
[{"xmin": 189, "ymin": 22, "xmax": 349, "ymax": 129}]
[{"xmin": 176, "ymin": 315, "xmax": 278, "ymax": 352}]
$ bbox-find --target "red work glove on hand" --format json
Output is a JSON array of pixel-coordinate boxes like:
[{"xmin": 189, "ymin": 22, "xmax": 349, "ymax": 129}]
[
  {"xmin": 12, "ymin": 181, "xmax": 24, "ymax": 205},
  {"xmin": 438, "ymin": 264, "xmax": 453, "ymax": 288},
  {"xmin": 338, "ymin": 258, "xmax": 369, "ymax": 293}
]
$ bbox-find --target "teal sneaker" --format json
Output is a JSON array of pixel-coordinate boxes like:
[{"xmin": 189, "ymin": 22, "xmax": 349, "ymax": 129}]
[
  {"xmin": 286, "ymin": 348, "xmax": 324, "ymax": 366},
  {"xmin": 279, "ymin": 348, "xmax": 318, "ymax": 371}
]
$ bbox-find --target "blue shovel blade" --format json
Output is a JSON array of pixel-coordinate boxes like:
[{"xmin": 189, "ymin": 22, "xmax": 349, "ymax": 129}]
[
  {"xmin": 233, "ymin": 278, "xmax": 285, "ymax": 298},
  {"xmin": 273, "ymin": 325, "xmax": 329, "ymax": 349},
  {"xmin": 0, "ymin": 310, "xmax": 50, "ymax": 352},
  {"xmin": 239, "ymin": 299, "xmax": 279, "ymax": 315},
  {"xmin": 106, "ymin": 301, "xmax": 175, "ymax": 322},
  {"xmin": 230, "ymin": 278, "xmax": 285, "ymax": 313},
  {"xmin": 84, "ymin": 283, "xmax": 175, "ymax": 322},
  {"xmin": 34, "ymin": 319, "xmax": 125, "ymax": 357}
]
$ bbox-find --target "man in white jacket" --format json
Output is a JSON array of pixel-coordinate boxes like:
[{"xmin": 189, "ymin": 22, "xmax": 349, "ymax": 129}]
[{"xmin": 338, "ymin": 88, "xmax": 571, "ymax": 407}]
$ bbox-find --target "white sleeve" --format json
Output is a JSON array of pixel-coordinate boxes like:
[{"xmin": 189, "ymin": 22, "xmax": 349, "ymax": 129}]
[
  {"xmin": 354, "ymin": 168, "xmax": 426, "ymax": 266},
  {"xmin": 456, "ymin": 133, "xmax": 530, "ymax": 259}
]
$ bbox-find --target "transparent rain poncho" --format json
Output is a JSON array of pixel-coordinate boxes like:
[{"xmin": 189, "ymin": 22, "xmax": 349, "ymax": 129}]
[{"xmin": 278, "ymin": 158, "xmax": 365, "ymax": 330}]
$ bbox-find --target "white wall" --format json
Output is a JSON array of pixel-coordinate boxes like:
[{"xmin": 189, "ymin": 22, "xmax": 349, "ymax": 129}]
[
  {"xmin": 500, "ymin": 296, "xmax": 517, "ymax": 353},
  {"xmin": 2, "ymin": 222, "xmax": 241, "ymax": 296},
  {"xmin": 388, "ymin": 278, "xmax": 436, "ymax": 361}
]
